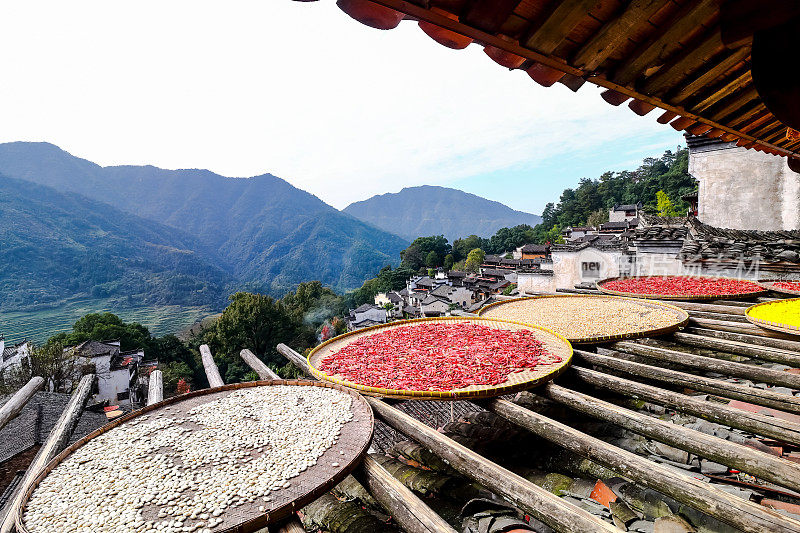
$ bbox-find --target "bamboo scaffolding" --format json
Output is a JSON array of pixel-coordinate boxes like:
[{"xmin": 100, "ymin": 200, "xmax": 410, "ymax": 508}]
[
  {"xmin": 2, "ymin": 374, "xmax": 95, "ymax": 533},
  {"xmin": 0, "ymin": 377, "xmax": 44, "ymax": 431},
  {"xmin": 538, "ymin": 381, "xmax": 800, "ymax": 489},
  {"xmin": 487, "ymin": 397, "xmax": 800, "ymax": 532},
  {"xmin": 579, "ymin": 349, "xmax": 800, "ymax": 414},
  {"xmin": 275, "ymin": 344, "xmax": 617, "ymax": 533},
  {"xmin": 613, "ymin": 340, "xmax": 800, "ymax": 389},
  {"xmin": 147, "ymin": 370, "xmax": 163, "ymax": 406}
]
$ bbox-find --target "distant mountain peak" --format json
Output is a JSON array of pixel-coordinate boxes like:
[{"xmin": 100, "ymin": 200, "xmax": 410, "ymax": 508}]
[{"xmin": 344, "ymin": 186, "xmax": 541, "ymax": 241}]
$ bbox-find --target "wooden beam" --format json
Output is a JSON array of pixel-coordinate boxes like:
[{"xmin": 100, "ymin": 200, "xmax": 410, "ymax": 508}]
[
  {"xmin": 720, "ymin": 0, "xmax": 800, "ymax": 48},
  {"xmin": 612, "ymin": 0, "xmax": 718, "ymax": 87},
  {"xmin": 568, "ymin": 361, "xmax": 800, "ymax": 446},
  {"xmin": 488, "ymin": 397, "xmax": 800, "ymax": 532},
  {"xmin": 691, "ymin": 69, "xmax": 753, "ymax": 112},
  {"xmin": 687, "ymin": 327, "xmax": 800, "ymax": 353},
  {"xmin": 147, "ymin": 370, "xmax": 163, "ymax": 406},
  {"xmin": 199, "ymin": 344, "xmax": 224, "ymax": 388},
  {"xmin": 709, "ymin": 86, "xmax": 759, "ymax": 121},
  {"xmin": 524, "ymin": 0, "xmax": 600, "ymax": 55},
  {"xmin": 367, "ymin": 397, "xmax": 618, "ymax": 533},
  {"xmin": 0, "ymin": 376, "xmax": 44, "ymax": 431},
  {"xmin": 739, "ymin": 110, "xmax": 776, "ymax": 133},
  {"xmin": 641, "ymin": 29, "xmax": 724, "ymax": 96},
  {"xmin": 355, "ymin": 455, "xmax": 458, "ymax": 533},
  {"xmin": 240, "ymin": 349, "xmax": 280, "ymax": 380},
  {"xmin": 582, "ymin": 348, "xmax": 800, "ymax": 414},
  {"xmin": 670, "ymin": 46, "xmax": 750, "ymax": 104},
  {"xmin": 540, "ymin": 380, "xmax": 800, "ymax": 490},
  {"xmin": 671, "ymin": 332, "xmax": 800, "ymax": 366},
  {"xmin": 462, "ymin": 0, "xmax": 519, "ymax": 34},
  {"xmin": 614, "ymin": 340, "xmax": 800, "ymax": 389},
  {"xmin": 1, "ymin": 374, "xmax": 95, "ymax": 533},
  {"xmin": 728, "ymin": 103, "xmax": 766, "ymax": 127},
  {"xmin": 571, "ymin": 0, "xmax": 665, "ymax": 71}
]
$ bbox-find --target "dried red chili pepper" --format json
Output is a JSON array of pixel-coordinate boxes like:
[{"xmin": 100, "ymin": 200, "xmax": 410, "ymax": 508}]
[{"xmin": 603, "ymin": 276, "xmax": 761, "ymax": 298}]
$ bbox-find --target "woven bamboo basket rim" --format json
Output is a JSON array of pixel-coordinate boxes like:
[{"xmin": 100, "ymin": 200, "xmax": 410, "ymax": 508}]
[
  {"xmin": 596, "ymin": 275, "xmax": 767, "ymax": 301},
  {"xmin": 477, "ymin": 294, "xmax": 689, "ymax": 344},
  {"xmin": 16, "ymin": 380, "xmax": 374, "ymax": 533},
  {"xmin": 745, "ymin": 298, "xmax": 800, "ymax": 337},
  {"xmin": 307, "ymin": 316, "xmax": 573, "ymax": 400},
  {"xmin": 757, "ymin": 279, "xmax": 800, "ymax": 297}
]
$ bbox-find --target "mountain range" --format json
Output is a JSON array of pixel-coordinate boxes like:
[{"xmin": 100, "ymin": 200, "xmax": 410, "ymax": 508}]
[
  {"xmin": 0, "ymin": 142, "xmax": 541, "ymax": 316},
  {"xmin": 344, "ymin": 185, "xmax": 541, "ymax": 241}
]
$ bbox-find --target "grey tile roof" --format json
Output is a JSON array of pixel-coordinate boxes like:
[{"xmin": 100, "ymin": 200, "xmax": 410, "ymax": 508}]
[
  {"xmin": 0, "ymin": 392, "xmax": 106, "ymax": 465},
  {"xmin": 521, "ymin": 244, "xmax": 548, "ymax": 253},
  {"xmin": 680, "ymin": 218, "xmax": 800, "ymax": 264},
  {"xmin": 633, "ymin": 225, "xmax": 688, "ymax": 241}
]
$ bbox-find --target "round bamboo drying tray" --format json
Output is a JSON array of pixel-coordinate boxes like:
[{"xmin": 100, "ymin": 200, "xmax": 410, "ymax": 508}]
[
  {"xmin": 597, "ymin": 275, "xmax": 767, "ymax": 301},
  {"xmin": 16, "ymin": 380, "xmax": 373, "ymax": 533},
  {"xmin": 758, "ymin": 279, "xmax": 800, "ymax": 297},
  {"xmin": 307, "ymin": 316, "xmax": 573, "ymax": 400},
  {"xmin": 746, "ymin": 298, "xmax": 800, "ymax": 337},
  {"xmin": 477, "ymin": 294, "xmax": 689, "ymax": 344}
]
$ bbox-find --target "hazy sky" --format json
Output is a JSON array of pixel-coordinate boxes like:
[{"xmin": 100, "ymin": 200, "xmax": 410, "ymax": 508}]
[{"xmin": 0, "ymin": 0, "xmax": 683, "ymax": 214}]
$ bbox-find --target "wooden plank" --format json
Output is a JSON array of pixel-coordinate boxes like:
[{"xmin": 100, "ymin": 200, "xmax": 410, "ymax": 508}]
[
  {"xmin": 709, "ymin": 86, "xmax": 759, "ymax": 121},
  {"xmin": 367, "ymin": 397, "xmax": 618, "ymax": 533},
  {"xmin": 687, "ymin": 310, "xmax": 748, "ymax": 322},
  {"xmin": 568, "ymin": 360, "xmax": 800, "ymax": 446},
  {"xmin": 740, "ymin": 110, "xmax": 779, "ymax": 133},
  {"xmin": 691, "ymin": 69, "xmax": 753, "ymax": 112},
  {"xmin": 672, "ymin": 331, "xmax": 800, "ymax": 367},
  {"xmin": 727, "ymin": 103, "xmax": 766, "ymax": 127},
  {"xmin": 641, "ymin": 29, "xmax": 724, "ymax": 96},
  {"xmin": 614, "ymin": 339, "xmax": 800, "ymax": 389},
  {"xmin": 584, "ymin": 348, "xmax": 800, "ymax": 414},
  {"xmin": 669, "ymin": 301, "xmax": 746, "ymax": 315},
  {"xmin": 540, "ymin": 381, "xmax": 800, "ymax": 489},
  {"xmin": 612, "ymin": 0, "xmax": 717, "ymax": 86},
  {"xmin": 0, "ymin": 376, "xmax": 44, "ymax": 431},
  {"xmin": 1, "ymin": 374, "xmax": 95, "ymax": 533},
  {"xmin": 275, "ymin": 344, "xmax": 616, "ymax": 533},
  {"xmin": 670, "ymin": 46, "xmax": 750, "ymax": 104},
  {"xmin": 240, "ymin": 349, "xmax": 280, "ymax": 380},
  {"xmin": 355, "ymin": 455, "xmax": 458, "ymax": 533},
  {"xmin": 462, "ymin": 0, "xmax": 519, "ymax": 34},
  {"xmin": 572, "ymin": 0, "xmax": 664, "ymax": 71},
  {"xmin": 199, "ymin": 344, "xmax": 224, "ymax": 388},
  {"xmin": 488, "ymin": 397, "xmax": 800, "ymax": 532},
  {"xmin": 689, "ymin": 317, "xmax": 800, "ymax": 341},
  {"xmin": 147, "ymin": 370, "xmax": 163, "ymax": 406},
  {"xmin": 524, "ymin": 0, "xmax": 601, "ymax": 55},
  {"xmin": 686, "ymin": 327, "xmax": 800, "ymax": 353}
]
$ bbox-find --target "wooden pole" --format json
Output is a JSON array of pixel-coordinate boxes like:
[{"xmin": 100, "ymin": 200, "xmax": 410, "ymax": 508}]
[
  {"xmin": 686, "ymin": 327, "xmax": 800, "ymax": 353},
  {"xmin": 271, "ymin": 517, "xmax": 305, "ymax": 533},
  {"xmin": 199, "ymin": 344, "xmax": 224, "ymax": 388},
  {"xmin": 147, "ymin": 370, "xmax": 163, "ymax": 406},
  {"xmin": 487, "ymin": 397, "xmax": 800, "ymax": 533},
  {"xmin": 356, "ymin": 455, "xmax": 458, "ymax": 533},
  {"xmin": 613, "ymin": 340, "xmax": 800, "ymax": 389},
  {"xmin": 0, "ymin": 377, "xmax": 44, "ymax": 431},
  {"xmin": 540, "ymin": 381, "xmax": 800, "ymax": 491},
  {"xmin": 240, "ymin": 349, "xmax": 280, "ymax": 380},
  {"xmin": 274, "ymin": 345, "xmax": 467, "ymax": 533},
  {"xmin": 366, "ymin": 397, "xmax": 617, "ymax": 533},
  {"xmin": 569, "ymin": 359, "xmax": 800, "ymax": 445},
  {"xmin": 690, "ymin": 317, "xmax": 799, "ymax": 340},
  {"xmin": 667, "ymin": 301, "xmax": 747, "ymax": 315},
  {"xmin": 671, "ymin": 331, "xmax": 800, "ymax": 366},
  {"xmin": 686, "ymin": 310, "xmax": 748, "ymax": 323},
  {"xmin": 3, "ymin": 374, "xmax": 95, "ymax": 533},
  {"xmin": 585, "ymin": 348, "xmax": 800, "ymax": 414}
]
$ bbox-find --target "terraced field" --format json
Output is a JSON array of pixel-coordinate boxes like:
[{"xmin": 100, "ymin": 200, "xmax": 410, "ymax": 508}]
[{"xmin": 0, "ymin": 298, "xmax": 216, "ymax": 343}]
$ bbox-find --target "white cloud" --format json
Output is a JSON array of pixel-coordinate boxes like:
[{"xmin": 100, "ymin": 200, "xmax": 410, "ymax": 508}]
[{"xmin": 0, "ymin": 0, "xmax": 681, "ymax": 209}]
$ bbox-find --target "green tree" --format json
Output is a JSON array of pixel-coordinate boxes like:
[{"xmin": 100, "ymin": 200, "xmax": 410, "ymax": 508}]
[
  {"xmin": 656, "ymin": 190, "xmax": 680, "ymax": 217},
  {"xmin": 443, "ymin": 254, "xmax": 454, "ymax": 271},
  {"xmin": 464, "ymin": 248, "xmax": 485, "ymax": 273},
  {"xmin": 586, "ymin": 209, "xmax": 608, "ymax": 228},
  {"xmin": 425, "ymin": 250, "xmax": 440, "ymax": 269},
  {"xmin": 452, "ymin": 235, "xmax": 485, "ymax": 261},
  {"xmin": 50, "ymin": 312, "xmax": 155, "ymax": 353},
  {"xmin": 282, "ymin": 281, "xmax": 344, "ymax": 328}
]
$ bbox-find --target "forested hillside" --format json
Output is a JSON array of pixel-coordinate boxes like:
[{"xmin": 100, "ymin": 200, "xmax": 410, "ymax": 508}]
[
  {"xmin": 0, "ymin": 142, "xmax": 408, "ymax": 295},
  {"xmin": 344, "ymin": 185, "xmax": 541, "ymax": 241},
  {"xmin": 0, "ymin": 175, "xmax": 230, "ymax": 312},
  {"xmin": 532, "ymin": 148, "xmax": 694, "ymax": 242}
]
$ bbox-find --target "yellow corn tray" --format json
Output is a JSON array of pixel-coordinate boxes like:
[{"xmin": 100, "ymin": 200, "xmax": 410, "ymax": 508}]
[{"xmin": 746, "ymin": 298, "xmax": 800, "ymax": 337}]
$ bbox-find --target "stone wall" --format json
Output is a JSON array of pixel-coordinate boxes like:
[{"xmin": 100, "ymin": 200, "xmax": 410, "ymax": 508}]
[{"xmin": 689, "ymin": 145, "xmax": 800, "ymax": 230}]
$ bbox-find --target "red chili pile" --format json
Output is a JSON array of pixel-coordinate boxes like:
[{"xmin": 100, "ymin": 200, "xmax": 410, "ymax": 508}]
[
  {"xmin": 318, "ymin": 323, "xmax": 557, "ymax": 391},
  {"xmin": 602, "ymin": 276, "xmax": 762, "ymax": 297},
  {"xmin": 774, "ymin": 281, "xmax": 800, "ymax": 293}
]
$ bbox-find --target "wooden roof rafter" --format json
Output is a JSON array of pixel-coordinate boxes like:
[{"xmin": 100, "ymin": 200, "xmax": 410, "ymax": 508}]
[{"xmin": 311, "ymin": 0, "xmax": 800, "ymax": 166}]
